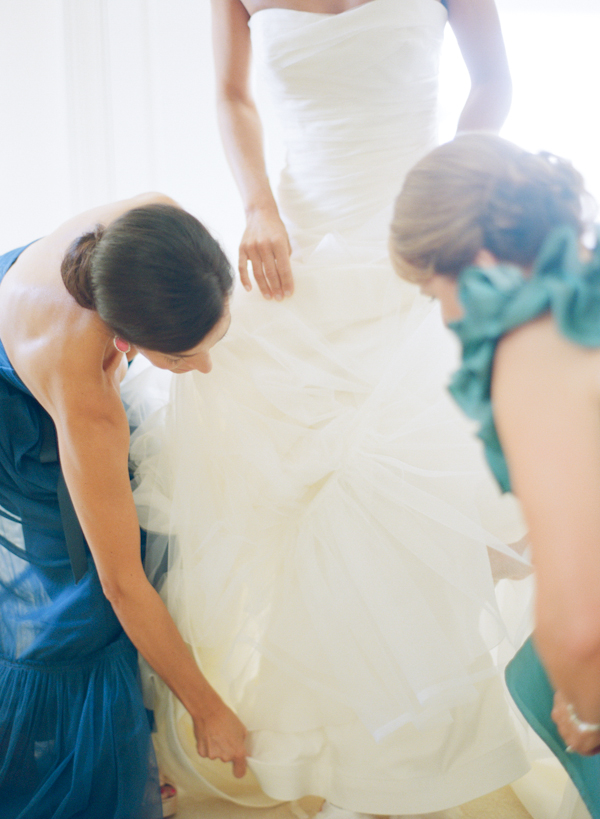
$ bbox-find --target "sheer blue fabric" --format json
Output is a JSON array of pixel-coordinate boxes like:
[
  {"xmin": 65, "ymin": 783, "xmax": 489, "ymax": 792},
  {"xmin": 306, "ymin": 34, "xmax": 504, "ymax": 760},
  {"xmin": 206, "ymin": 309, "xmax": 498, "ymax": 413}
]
[
  {"xmin": 0, "ymin": 245, "xmax": 161, "ymax": 818},
  {"xmin": 448, "ymin": 225, "xmax": 600, "ymax": 492}
]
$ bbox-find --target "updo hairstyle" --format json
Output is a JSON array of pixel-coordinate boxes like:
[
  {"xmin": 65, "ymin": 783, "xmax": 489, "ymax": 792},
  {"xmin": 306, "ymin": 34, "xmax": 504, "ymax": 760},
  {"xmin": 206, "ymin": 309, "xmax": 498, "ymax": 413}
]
[
  {"xmin": 61, "ymin": 204, "xmax": 233, "ymax": 353},
  {"xmin": 390, "ymin": 133, "xmax": 591, "ymax": 283}
]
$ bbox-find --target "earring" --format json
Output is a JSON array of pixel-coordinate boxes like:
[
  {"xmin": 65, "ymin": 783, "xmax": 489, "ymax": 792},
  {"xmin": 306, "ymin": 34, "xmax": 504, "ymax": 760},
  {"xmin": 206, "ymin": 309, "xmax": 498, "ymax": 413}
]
[{"xmin": 113, "ymin": 336, "xmax": 131, "ymax": 354}]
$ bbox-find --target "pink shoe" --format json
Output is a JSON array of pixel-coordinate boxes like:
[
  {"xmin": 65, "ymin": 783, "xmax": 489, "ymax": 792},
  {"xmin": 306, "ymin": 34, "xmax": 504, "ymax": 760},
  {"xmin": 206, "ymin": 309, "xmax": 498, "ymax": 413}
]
[{"xmin": 160, "ymin": 781, "xmax": 177, "ymax": 817}]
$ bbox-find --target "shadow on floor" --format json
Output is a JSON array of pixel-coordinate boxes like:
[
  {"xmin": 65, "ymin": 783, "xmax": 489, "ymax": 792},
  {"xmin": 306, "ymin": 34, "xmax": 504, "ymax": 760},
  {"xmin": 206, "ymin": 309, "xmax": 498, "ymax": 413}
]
[{"xmin": 175, "ymin": 786, "xmax": 532, "ymax": 818}]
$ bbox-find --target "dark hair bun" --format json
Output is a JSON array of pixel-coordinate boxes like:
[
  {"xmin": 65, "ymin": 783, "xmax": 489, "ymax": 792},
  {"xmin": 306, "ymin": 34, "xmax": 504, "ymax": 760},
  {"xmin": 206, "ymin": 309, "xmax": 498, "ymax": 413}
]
[
  {"xmin": 61, "ymin": 225, "xmax": 105, "ymax": 309},
  {"xmin": 390, "ymin": 134, "xmax": 594, "ymax": 281}
]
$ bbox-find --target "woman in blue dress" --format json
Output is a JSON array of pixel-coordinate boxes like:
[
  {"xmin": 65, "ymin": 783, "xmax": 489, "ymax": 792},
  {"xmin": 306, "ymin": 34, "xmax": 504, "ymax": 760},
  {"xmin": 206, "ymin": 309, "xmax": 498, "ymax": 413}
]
[
  {"xmin": 0, "ymin": 193, "xmax": 247, "ymax": 818},
  {"xmin": 390, "ymin": 132, "xmax": 600, "ymax": 817}
]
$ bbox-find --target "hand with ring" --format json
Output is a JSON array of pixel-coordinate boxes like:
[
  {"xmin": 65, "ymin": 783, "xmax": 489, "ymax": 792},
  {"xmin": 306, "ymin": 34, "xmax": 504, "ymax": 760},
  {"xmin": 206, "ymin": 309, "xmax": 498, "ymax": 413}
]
[{"xmin": 552, "ymin": 690, "xmax": 600, "ymax": 756}]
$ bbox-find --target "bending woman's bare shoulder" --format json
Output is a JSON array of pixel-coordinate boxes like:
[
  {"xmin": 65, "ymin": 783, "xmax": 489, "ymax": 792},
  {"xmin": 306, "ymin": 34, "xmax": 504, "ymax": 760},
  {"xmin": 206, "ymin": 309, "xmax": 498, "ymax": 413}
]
[
  {"xmin": 492, "ymin": 313, "xmax": 600, "ymax": 509},
  {"xmin": 0, "ymin": 204, "xmax": 159, "ymax": 418}
]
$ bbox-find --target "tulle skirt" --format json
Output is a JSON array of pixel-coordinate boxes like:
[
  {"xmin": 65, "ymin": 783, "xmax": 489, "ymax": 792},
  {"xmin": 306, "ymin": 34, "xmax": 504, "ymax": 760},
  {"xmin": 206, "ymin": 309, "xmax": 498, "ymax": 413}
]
[{"xmin": 127, "ymin": 235, "xmax": 530, "ymax": 813}]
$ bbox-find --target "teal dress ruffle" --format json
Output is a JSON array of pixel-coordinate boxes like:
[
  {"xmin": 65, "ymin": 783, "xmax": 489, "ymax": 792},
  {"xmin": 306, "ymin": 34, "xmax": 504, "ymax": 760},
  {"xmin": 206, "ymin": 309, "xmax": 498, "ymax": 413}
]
[
  {"xmin": 448, "ymin": 224, "xmax": 600, "ymax": 493},
  {"xmin": 447, "ymin": 224, "xmax": 600, "ymax": 819}
]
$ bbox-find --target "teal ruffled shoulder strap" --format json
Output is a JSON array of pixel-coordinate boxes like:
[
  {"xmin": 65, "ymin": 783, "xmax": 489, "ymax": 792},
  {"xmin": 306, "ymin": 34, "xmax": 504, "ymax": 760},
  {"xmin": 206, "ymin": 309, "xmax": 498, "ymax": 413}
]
[{"xmin": 448, "ymin": 225, "xmax": 600, "ymax": 492}]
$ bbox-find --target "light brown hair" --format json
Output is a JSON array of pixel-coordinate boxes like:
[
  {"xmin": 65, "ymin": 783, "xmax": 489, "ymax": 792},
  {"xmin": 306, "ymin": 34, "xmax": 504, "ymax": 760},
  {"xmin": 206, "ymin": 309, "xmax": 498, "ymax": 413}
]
[{"xmin": 390, "ymin": 133, "xmax": 589, "ymax": 283}]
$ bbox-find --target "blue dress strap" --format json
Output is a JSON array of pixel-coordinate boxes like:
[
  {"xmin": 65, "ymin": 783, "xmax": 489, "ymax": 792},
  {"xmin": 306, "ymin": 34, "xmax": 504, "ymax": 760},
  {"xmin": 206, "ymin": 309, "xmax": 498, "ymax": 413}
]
[
  {"xmin": 39, "ymin": 411, "xmax": 88, "ymax": 582},
  {"xmin": 0, "ymin": 241, "xmax": 88, "ymax": 583}
]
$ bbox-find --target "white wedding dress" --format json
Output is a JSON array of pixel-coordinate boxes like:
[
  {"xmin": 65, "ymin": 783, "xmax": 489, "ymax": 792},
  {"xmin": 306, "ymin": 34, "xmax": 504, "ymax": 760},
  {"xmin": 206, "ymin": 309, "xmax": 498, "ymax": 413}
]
[{"xmin": 129, "ymin": 0, "xmax": 532, "ymax": 813}]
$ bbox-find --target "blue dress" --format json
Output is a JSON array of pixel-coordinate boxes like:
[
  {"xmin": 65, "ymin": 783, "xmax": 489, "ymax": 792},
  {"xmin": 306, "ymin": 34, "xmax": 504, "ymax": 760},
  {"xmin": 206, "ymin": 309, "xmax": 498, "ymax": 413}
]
[
  {"xmin": 448, "ymin": 224, "xmax": 600, "ymax": 819},
  {"xmin": 0, "ymin": 245, "xmax": 161, "ymax": 818}
]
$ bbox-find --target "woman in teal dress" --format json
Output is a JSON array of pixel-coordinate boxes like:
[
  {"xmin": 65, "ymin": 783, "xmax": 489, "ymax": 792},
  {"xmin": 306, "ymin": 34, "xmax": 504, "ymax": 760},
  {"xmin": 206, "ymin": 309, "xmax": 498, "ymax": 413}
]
[
  {"xmin": 389, "ymin": 132, "xmax": 600, "ymax": 818},
  {"xmin": 0, "ymin": 194, "xmax": 248, "ymax": 818}
]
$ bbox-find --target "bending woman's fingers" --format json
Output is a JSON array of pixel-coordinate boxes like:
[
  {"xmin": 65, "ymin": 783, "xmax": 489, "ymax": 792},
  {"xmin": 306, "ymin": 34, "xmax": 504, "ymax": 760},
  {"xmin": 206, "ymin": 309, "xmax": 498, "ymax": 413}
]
[
  {"xmin": 194, "ymin": 703, "xmax": 249, "ymax": 778},
  {"xmin": 196, "ymin": 735, "xmax": 248, "ymax": 775},
  {"xmin": 232, "ymin": 754, "xmax": 247, "ymax": 778},
  {"xmin": 196, "ymin": 737, "xmax": 209, "ymax": 759}
]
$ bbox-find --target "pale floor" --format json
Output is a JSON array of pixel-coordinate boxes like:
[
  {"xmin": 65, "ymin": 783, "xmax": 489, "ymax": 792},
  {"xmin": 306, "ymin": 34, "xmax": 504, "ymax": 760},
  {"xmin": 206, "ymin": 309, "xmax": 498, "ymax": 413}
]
[{"xmin": 174, "ymin": 786, "xmax": 533, "ymax": 819}]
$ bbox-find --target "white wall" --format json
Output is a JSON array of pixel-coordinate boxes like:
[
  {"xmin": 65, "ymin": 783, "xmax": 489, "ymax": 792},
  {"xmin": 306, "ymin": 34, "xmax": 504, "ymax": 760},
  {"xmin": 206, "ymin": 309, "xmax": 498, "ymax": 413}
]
[
  {"xmin": 439, "ymin": 3, "xmax": 600, "ymax": 202},
  {"xmin": 0, "ymin": 1, "xmax": 71, "ymax": 246},
  {"xmin": 0, "ymin": 0, "xmax": 598, "ymax": 257},
  {"xmin": 0, "ymin": 0, "xmax": 243, "ymax": 256}
]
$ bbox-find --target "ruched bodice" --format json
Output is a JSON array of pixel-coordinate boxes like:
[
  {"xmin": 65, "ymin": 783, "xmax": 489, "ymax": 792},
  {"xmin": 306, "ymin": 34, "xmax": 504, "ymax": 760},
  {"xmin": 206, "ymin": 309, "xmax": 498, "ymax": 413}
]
[{"xmin": 250, "ymin": 0, "xmax": 446, "ymax": 243}]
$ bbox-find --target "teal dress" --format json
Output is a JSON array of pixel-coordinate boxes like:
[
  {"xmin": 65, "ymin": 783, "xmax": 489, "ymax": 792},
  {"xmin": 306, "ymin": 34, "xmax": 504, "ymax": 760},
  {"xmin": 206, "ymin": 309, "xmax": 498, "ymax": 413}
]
[
  {"xmin": 0, "ymin": 245, "xmax": 161, "ymax": 818},
  {"xmin": 448, "ymin": 225, "xmax": 600, "ymax": 819}
]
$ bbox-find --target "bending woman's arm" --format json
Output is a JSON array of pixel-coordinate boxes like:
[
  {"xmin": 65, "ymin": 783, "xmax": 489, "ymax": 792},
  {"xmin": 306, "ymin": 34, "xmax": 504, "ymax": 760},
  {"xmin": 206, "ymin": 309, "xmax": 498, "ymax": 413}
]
[
  {"xmin": 211, "ymin": 0, "xmax": 293, "ymax": 300},
  {"xmin": 447, "ymin": 0, "xmax": 512, "ymax": 133},
  {"xmin": 493, "ymin": 317, "xmax": 600, "ymax": 754},
  {"xmin": 54, "ymin": 387, "xmax": 248, "ymax": 777}
]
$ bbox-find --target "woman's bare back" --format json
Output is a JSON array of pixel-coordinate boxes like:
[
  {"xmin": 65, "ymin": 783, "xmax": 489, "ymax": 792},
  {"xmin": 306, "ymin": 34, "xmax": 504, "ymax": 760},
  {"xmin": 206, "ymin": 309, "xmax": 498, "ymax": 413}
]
[{"xmin": 0, "ymin": 193, "xmax": 166, "ymax": 410}]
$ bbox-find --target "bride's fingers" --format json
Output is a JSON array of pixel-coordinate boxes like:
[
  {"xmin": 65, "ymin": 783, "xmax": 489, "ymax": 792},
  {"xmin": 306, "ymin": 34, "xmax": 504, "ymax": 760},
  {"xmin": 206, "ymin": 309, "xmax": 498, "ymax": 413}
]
[
  {"xmin": 246, "ymin": 250, "xmax": 272, "ymax": 299},
  {"xmin": 238, "ymin": 250, "xmax": 252, "ymax": 292},
  {"xmin": 260, "ymin": 246, "xmax": 284, "ymax": 300},
  {"xmin": 273, "ymin": 238, "xmax": 294, "ymax": 297}
]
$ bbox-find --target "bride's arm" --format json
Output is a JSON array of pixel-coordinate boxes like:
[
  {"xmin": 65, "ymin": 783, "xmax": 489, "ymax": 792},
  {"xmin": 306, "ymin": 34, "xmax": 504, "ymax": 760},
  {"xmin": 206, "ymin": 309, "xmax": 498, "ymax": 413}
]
[
  {"xmin": 447, "ymin": 0, "xmax": 512, "ymax": 134},
  {"xmin": 211, "ymin": 0, "xmax": 293, "ymax": 301}
]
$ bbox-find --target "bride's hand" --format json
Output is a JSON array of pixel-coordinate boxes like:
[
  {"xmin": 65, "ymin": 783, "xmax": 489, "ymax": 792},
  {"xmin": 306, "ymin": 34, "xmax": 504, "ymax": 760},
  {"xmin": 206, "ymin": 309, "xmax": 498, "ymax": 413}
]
[
  {"xmin": 239, "ymin": 207, "xmax": 293, "ymax": 301},
  {"xmin": 192, "ymin": 698, "xmax": 248, "ymax": 778}
]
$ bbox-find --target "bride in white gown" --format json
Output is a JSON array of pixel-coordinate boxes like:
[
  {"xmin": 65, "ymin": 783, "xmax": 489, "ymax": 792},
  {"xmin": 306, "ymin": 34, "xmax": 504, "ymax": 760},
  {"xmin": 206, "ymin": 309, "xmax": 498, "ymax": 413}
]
[{"xmin": 129, "ymin": 0, "xmax": 532, "ymax": 815}]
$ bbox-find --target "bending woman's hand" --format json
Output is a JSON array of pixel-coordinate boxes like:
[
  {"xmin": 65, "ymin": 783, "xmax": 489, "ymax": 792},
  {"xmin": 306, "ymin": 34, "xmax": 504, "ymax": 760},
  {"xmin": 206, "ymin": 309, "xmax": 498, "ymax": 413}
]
[
  {"xmin": 239, "ymin": 208, "xmax": 293, "ymax": 301},
  {"xmin": 192, "ymin": 698, "xmax": 249, "ymax": 778},
  {"xmin": 552, "ymin": 690, "xmax": 600, "ymax": 756}
]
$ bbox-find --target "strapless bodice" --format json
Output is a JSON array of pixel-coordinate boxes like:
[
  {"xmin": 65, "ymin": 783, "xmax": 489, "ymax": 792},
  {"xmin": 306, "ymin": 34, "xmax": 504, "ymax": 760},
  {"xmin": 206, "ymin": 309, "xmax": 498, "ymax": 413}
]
[{"xmin": 249, "ymin": 0, "xmax": 447, "ymax": 244}]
